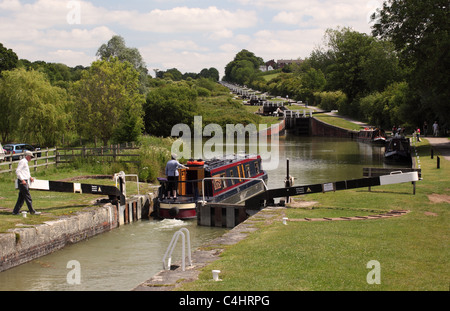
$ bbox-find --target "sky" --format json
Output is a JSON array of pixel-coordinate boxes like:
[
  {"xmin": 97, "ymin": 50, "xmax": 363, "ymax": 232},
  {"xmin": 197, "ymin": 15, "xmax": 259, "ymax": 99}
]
[{"xmin": 0, "ymin": 0, "xmax": 383, "ymax": 77}]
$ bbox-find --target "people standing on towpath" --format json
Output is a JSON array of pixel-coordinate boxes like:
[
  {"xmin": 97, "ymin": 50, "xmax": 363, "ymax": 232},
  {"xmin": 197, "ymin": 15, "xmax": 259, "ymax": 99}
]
[{"xmin": 12, "ymin": 151, "xmax": 41, "ymax": 215}]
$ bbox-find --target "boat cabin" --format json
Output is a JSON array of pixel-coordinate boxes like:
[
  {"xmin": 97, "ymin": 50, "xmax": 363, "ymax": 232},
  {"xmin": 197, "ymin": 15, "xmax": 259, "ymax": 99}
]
[{"xmin": 177, "ymin": 155, "xmax": 265, "ymax": 199}]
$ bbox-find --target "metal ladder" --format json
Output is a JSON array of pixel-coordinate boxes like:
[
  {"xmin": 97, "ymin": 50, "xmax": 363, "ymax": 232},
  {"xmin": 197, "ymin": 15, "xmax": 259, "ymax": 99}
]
[{"xmin": 162, "ymin": 228, "xmax": 192, "ymax": 271}]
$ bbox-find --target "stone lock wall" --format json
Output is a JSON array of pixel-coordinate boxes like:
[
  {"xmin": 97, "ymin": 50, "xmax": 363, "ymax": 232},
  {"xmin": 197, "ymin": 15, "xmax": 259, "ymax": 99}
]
[{"xmin": 0, "ymin": 194, "xmax": 152, "ymax": 272}]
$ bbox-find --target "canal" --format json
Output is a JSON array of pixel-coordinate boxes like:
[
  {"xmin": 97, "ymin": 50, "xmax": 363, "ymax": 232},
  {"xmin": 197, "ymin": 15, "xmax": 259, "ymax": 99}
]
[{"xmin": 0, "ymin": 135, "xmax": 402, "ymax": 291}]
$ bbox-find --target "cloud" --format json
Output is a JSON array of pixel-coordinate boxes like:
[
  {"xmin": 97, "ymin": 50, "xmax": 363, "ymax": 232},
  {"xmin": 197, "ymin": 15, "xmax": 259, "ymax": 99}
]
[
  {"xmin": 141, "ymin": 42, "xmax": 234, "ymax": 77},
  {"xmin": 246, "ymin": 29, "xmax": 324, "ymax": 61},
  {"xmin": 0, "ymin": 0, "xmax": 382, "ymax": 74},
  {"xmin": 48, "ymin": 49, "xmax": 95, "ymax": 67},
  {"xmin": 39, "ymin": 27, "xmax": 116, "ymax": 49},
  {"xmin": 241, "ymin": 0, "xmax": 380, "ymax": 33},
  {"xmin": 116, "ymin": 6, "xmax": 258, "ymax": 34},
  {"xmin": 155, "ymin": 40, "xmax": 210, "ymax": 53}
]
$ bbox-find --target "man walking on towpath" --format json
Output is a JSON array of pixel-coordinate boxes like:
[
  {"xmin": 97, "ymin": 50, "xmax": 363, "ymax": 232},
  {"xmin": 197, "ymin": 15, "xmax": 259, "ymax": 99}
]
[{"xmin": 12, "ymin": 151, "xmax": 41, "ymax": 215}]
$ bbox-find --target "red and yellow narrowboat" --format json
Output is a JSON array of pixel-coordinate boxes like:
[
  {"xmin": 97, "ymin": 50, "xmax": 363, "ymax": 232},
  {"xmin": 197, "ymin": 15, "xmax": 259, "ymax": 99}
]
[{"xmin": 155, "ymin": 155, "xmax": 268, "ymax": 219}]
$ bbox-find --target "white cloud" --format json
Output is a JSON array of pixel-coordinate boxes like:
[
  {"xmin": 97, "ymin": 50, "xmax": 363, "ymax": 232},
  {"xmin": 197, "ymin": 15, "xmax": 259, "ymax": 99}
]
[
  {"xmin": 208, "ymin": 29, "xmax": 234, "ymax": 40},
  {"xmin": 0, "ymin": 0, "xmax": 383, "ymax": 73},
  {"xmin": 39, "ymin": 27, "xmax": 116, "ymax": 49},
  {"xmin": 48, "ymin": 49, "xmax": 95, "ymax": 67},
  {"xmin": 0, "ymin": 0, "xmax": 21, "ymax": 10},
  {"xmin": 141, "ymin": 42, "xmax": 233, "ymax": 77},
  {"xmin": 156, "ymin": 40, "xmax": 209, "ymax": 53},
  {"xmin": 119, "ymin": 6, "xmax": 258, "ymax": 33},
  {"xmin": 247, "ymin": 29, "xmax": 323, "ymax": 61},
  {"xmin": 242, "ymin": 0, "xmax": 379, "ymax": 33}
]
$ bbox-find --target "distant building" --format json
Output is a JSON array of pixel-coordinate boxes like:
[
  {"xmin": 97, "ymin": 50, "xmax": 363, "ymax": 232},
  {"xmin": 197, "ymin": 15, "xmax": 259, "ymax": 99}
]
[
  {"xmin": 260, "ymin": 59, "xmax": 277, "ymax": 72},
  {"xmin": 277, "ymin": 59, "xmax": 303, "ymax": 68}
]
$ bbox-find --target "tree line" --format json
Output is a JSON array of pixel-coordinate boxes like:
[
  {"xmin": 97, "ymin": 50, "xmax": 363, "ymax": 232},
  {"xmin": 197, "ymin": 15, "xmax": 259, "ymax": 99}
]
[
  {"xmin": 0, "ymin": 36, "xmax": 221, "ymax": 147},
  {"xmin": 1, "ymin": 0, "xmax": 447, "ymax": 147},
  {"xmin": 223, "ymin": 1, "xmax": 449, "ymax": 134}
]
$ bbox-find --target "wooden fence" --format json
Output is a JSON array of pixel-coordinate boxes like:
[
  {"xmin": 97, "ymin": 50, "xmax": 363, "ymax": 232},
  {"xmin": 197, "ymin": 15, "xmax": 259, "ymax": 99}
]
[
  {"xmin": 0, "ymin": 148, "xmax": 57, "ymax": 174},
  {"xmin": 0, "ymin": 143, "xmax": 140, "ymax": 175}
]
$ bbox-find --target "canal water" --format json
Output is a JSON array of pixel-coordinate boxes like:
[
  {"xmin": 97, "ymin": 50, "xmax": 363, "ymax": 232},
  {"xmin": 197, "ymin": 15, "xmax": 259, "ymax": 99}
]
[{"xmin": 0, "ymin": 135, "xmax": 402, "ymax": 291}]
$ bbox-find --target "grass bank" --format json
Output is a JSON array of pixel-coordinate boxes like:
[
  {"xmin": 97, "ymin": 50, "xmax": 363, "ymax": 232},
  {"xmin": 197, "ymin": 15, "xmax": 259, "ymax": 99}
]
[
  {"xmin": 313, "ymin": 113, "xmax": 365, "ymax": 131},
  {"xmin": 177, "ymin": 139, "xmax": 449, "ymax": 291},
  {"xmin": 0, "ymin": 166, "xmax": 156, "ymax": 233},
  {"xmin": 0, "ymin": 135, "xmax": 171, "ymax": 233}
]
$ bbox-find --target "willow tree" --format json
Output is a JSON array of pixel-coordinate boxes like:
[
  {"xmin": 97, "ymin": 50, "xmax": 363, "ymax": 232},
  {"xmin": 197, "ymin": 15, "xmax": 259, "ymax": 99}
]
[
  {"xmin": 73, "ymin": 58, "xmax": 145, "ymax": 145},
  {"xmin": 0, "ymin": 68, "xmax": 68, "ymax": 145}
]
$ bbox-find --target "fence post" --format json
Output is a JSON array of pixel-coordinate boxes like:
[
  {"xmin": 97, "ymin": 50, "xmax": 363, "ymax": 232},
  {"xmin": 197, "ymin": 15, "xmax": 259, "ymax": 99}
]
[
  {"xmin": 33, "ymin": 153, "xmax": 37, "ymax": 172},
  {"xmin": 45, "ymin": 147, "xmax": 49, "ymax": 169}
]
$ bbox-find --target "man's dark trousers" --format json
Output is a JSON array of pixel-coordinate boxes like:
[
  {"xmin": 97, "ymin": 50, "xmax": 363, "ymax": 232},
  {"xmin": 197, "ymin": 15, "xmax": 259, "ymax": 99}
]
[{"xmin": 13, "ymin": 180, "xmax": 36, "ymax": 214}]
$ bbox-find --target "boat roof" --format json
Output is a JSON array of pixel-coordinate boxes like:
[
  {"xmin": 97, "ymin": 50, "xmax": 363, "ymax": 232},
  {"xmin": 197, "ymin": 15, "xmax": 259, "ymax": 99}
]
[{"xmin": 196, "ymin": 154, "xmax": 260, "ymax": 170}]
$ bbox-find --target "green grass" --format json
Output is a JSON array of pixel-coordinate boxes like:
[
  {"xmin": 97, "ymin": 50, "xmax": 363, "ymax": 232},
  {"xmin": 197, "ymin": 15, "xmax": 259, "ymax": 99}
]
[
  {"xmin": 177, "ymin": 139, "xmax": 449, "ymax": 291},
  {"xmin": 198, "ymin": 95, "xmax": 282, "ymax": 128},
  {"xmin": 261, "ymin": 72, "xmax": 282, "ymax": 82},
  {"xmin": 0, "ymin": 166, "xmax": 155, "ymax": 233},
  {"xmin": 314, "ymin": 113, "xmax": 364, "ymax": 131}
]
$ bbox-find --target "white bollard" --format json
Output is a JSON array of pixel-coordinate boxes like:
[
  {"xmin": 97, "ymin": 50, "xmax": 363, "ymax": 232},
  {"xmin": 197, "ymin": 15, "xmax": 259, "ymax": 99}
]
[
  {"xmin": 212, "ymin": 270, "xmax": 221, "ymax": 281},
  {"xmin": 282, "ymin": 217, "xmax": 288, "ymax": 225},
  {"xmin": 22, "ymin": 211, "xmax": 27, "ymax": 218}
]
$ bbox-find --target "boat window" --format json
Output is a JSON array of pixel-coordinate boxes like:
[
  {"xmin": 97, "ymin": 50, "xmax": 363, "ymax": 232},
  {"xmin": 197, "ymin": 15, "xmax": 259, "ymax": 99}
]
[
  {"xmin": 212, "ymin": 173, "xmax": 226, "ymax": 191},
  {"xmin": 245, "ymin": 164, "xmax": 251, "ymax": 177},
  {"xmin": 254, "ymin": 162, "xmax": 259, "ymax": 174},
  {"xmin": 229, "ymin": 170, "xmax": 235, "ymax": 185}
]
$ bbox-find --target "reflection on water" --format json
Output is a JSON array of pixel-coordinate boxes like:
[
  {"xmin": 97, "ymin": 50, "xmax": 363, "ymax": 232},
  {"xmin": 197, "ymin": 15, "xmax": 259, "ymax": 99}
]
[
  {"xmin": 0, "ymin": 135, "xmax": 404, "ymax": 291},
  {"xmin": 0, "ymin": 219, "xmax": 226, "ymax": 291},
  {"xmin": 264, "ymin": 136, "xmax": 409, "ymax": 190}
]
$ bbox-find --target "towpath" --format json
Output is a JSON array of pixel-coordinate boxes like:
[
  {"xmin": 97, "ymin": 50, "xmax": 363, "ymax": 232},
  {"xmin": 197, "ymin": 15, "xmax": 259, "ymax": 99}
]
[{"xmin": 425, "ymin": 137, "xmax": 450, "ymax": 161}]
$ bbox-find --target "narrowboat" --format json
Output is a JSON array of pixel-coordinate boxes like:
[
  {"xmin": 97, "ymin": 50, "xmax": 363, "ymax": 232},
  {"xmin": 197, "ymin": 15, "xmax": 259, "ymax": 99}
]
[
  {"xmin": 357, "ymin": 128, "xmax": 386, "ymax": 145},
  {"xmin": 384, "ymin": 136, "xmax": 412, "ymax": 163},
  {"xmin": 155, "ymin": 155, "xmax": 268, "ymax": 219}
]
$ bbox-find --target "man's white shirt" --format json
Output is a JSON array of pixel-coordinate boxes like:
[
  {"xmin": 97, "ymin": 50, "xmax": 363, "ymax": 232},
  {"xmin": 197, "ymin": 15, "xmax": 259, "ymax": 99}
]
[{"xmin": 16, "ymin": 158, "xmax": 31, "ymax": 181}]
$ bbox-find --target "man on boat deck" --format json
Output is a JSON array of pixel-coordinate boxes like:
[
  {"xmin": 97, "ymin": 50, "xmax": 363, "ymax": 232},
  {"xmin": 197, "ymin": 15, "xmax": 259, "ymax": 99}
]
[{"xmin": 165, "ymin": 154, "xmax": 187, "ymax": 199}]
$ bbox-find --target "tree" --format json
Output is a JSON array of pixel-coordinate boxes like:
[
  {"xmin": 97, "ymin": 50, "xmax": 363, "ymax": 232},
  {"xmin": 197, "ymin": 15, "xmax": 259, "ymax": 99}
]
[
  {"xmin": 199, "ymin": 67, "xmax": 219, "ymax": 81},
  {"xmin": 162, "ymin": 68, "xmax": 183, "ymax": 81},
  {"xmin": 97, "ymin": 35, "xmax": 149, "ymax": 91},
  {"xmin": 224, "ymin": 49, "xmax": 264, "ymax": 84},
  {"xmin": 372, "ymin": 0, "xmax": 450, "ymax": 124},
  {"xmin": 309, "ymin": 27, "xmax": 404, "ymax": 118},
  {"xmin": 0, "ymin": 68, "xmax": 69, "ymax": 145},
  {"xmin": 322, "ymin": 28, "xmax": 374, "ymax": 102},
  {"xmin": 0, "ymin": 43, "xmax": 18, "ymax": 75},
  {"xmin": 144, "ymin": 84, "xmax": 198, "ymax": 137},
  {"xmin": 360, "ymin": 39, "xmax": 403, "ymax": 93},
  {"xmin": 73, "ymin": 58, "xmax": 145, "ymax": 145}
]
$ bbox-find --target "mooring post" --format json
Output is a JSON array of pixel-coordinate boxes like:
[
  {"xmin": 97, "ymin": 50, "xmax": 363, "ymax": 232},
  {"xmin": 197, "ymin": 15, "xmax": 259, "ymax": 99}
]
[
  {"xmin": 437, "ymin": 156, "xmax": 440, "ymax": 169},
  {"xmin": 286, "ymin": 158, "xmax": 290, "ymax": 203}
]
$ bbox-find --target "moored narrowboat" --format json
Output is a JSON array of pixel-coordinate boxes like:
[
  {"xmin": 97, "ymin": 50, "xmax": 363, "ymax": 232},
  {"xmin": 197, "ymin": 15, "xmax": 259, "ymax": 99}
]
[
  {"xmin": 357, "ymin": 128, "xmax": 386, "ymax": 145},
  {"xmin": 155, "ymin": 155, "xmax": 268, "ymax": 219},
  {"xmin": 384, "ymin": 136, "xmax": 412, "ymax": 163}
]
